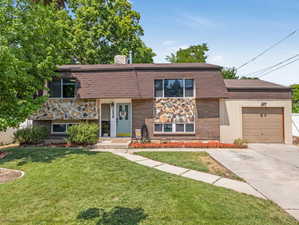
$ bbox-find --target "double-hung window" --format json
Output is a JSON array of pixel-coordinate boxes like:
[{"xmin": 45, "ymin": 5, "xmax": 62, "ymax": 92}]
[
  {"xmin": 48, "ymin": 78, "xmax": 76, "ymax": 98},
  {"xmin": 154, "ymin": 79, "xmax": 194, "ymax": 97}
]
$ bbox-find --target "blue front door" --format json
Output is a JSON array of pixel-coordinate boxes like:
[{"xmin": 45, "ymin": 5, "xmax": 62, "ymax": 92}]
[{"xmin": 116, "ymin": 103, "xmax": 131, "ymax": 137}]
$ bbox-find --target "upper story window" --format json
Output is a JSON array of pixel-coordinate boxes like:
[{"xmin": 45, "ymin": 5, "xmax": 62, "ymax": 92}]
[
  {"xmin": 48, "ymin": 78, "xmax": 76, "ymax": 98},
  {"xmin": 154, "ymin": 79, "xmax": 194, "ymax": 98}
]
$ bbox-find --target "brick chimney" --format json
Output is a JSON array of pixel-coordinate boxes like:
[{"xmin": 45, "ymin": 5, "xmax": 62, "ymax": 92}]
[{"xmin": 114, "ymin": 55, "xmax": 128, "ymax": 64}]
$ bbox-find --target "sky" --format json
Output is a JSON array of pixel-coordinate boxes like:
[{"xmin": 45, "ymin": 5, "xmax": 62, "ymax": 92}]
[{"xmin": 132, "ymin": 0, "xmax": 299, "ymax": 86}]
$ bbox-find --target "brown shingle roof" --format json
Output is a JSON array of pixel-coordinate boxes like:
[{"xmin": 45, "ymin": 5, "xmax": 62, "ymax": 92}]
[
  {"xmin": 224, "ymin": 79, "xmax": 290, "ymax": 90},
  {"xmin": 58, "ymin": 63, "xmax": 222, "ymax": 72}
]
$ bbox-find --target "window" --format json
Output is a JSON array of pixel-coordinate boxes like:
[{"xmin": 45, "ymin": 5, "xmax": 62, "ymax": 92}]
[
  {"xmin": 154, "ymin": 123, "xmax": 195, "ymax": 133},
  {"xmin": 48, "ymin": 78, "xmax": 76, "ymax": 98},
  {"xmin": 185, "ymin": 123, "xmax": 195, "ymax": 132},
  {"xmin": 154, "ymin": 80, "xmax": 163, "ymax": 97},
  {"xmin": 164, "ymin": 79, "xmax": 184, "ymax": 97},
  {"xmin": 154, "ymin": 124, "xmax": 163, "ymax": 132},
  {"xmin": 175, "ymin": 124, "xmax": 185, "ymax": 132},
  {"xmin": 52, "ymin": 123, "xmax": 78, "ymax": 134},
  {"xmin": 154, "ymin": 79, "xmax": 194, "ymax": 97},
  {"xmin": 185, "ymin": 79, "xmax": 194, "ymax": 97},
  {"xmin": 163, "ymin": 124, "xmax": 173, "ymax": 132}
]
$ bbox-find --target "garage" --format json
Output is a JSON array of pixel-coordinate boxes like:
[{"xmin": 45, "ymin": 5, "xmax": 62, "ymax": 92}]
[{"xmin": 242, "ymin": 107, "xmax": 284, "ymax": 143}]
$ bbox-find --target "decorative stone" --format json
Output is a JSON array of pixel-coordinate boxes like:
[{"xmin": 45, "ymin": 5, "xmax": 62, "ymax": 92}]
[
  {"xmin": 154, "ymin": 98, "xmax": 196, "ymax": 123},
  {"xmin": 30, "ymin": 99, "xmax": 98, "ymax": 120}
]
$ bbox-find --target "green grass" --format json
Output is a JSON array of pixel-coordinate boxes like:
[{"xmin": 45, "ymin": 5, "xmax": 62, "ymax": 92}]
[
  {"xmin": 0, "ymin": 147, "xmax": 298, "ymax": 225},
  {"xmin": 136, "ymin": 151, "xmax": 242, "ymax": 181}
]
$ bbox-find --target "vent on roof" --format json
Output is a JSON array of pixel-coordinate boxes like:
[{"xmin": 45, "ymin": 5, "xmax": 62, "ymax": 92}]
[{"xmin": 114, "ymin": 55, "xmax": 128, "ymax": 64}]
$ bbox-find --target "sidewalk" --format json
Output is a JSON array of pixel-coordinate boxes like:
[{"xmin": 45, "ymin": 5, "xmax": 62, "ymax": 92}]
[{"xmin": 113, "ymin": 152, "xmax": 265, "ymax": 199}]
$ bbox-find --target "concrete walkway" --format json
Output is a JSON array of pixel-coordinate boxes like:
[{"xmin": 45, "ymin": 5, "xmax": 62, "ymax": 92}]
[
  {"xmin": 207, "ymin": 144, "xmax": 299, "ymax": 221},
  {"xmin": 113, "ymin": 152, "xmax": 265, "ymax": 199}
]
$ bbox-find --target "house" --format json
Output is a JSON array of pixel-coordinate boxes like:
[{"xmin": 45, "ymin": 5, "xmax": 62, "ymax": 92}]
[{"xmin": 31, "ymin": 56, "xmax": 292, "ymax": 144}]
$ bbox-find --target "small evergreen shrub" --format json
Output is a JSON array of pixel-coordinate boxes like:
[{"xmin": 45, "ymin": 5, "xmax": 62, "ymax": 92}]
[
  {"xmin": 14, "ymin": 126, "xmax": 49, "ymax": 145},
  {"xmin": 233, "ymin": 138, "xmax": 248, "ymax": 146},
  {"xmin": 66, "ymin": 123, "xmax": 99, "ymax": 145}
]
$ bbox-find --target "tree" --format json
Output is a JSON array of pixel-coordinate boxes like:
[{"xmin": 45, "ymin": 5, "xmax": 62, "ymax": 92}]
[
  {"xmin": 0, "ymin": 0, "xmax": 155, "ymax": 131},
  {"xmin": 0, "ymin": 0, "xmax": 71, "ymax": 131},
  {"xmin": 291, "ymin": 84, "xmax": 299, "ymax": 113},
  {"xmin": 221, "ymin": 67, "xmax": 239, "ymax": 79},
  {"xmin": 67, "ymin": 0, "xmax": 155, "ymax": 64},
  {"xmin": 165, "ymin": 44, "xmax": 208, "ymax": 63}
]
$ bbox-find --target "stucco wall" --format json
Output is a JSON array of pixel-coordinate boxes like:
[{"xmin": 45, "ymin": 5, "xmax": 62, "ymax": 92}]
[
  {"xmin": 220, "ymin": 99, "xmax": 292, "ymax": 144},
  {"xmin": 30, "ymin": 99, "xmax": 98, "ymax": 120}
]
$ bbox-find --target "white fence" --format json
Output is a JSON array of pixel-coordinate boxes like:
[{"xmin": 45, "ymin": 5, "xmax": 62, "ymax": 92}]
[{"xmin": 293, "ymin": 114, "xmax": 299, "ymax": 137}]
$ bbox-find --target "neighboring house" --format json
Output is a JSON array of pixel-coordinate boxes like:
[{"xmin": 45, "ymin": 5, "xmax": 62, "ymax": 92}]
[{"xmin": 30, "ymin": 56, "xmax": 292, "ymax": 144}]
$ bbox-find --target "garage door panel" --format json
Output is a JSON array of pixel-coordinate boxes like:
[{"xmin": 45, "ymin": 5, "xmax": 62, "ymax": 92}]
[{"xmin": 242, "ymin": 107, "xmax": 284, "ymax": 143}]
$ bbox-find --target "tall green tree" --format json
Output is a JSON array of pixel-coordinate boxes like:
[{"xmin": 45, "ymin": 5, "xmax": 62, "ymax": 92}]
[
  {"xmin": 291, "ymin": 84, "xmax": 299, "ymax": 113},
  {"xmin": 165, "ymin": 44, "xmax": 208, "ymax": 63},
  {"xmin": 67, "ymin": 0, "xmax": 155, "ymax": 64},
  {"xmin": 0, "ymin": 0, "xmax": 71, "ymax": 131},
  {"xmin": 0, "ymin": 0, "xmax": 155, "ymax": 131}
]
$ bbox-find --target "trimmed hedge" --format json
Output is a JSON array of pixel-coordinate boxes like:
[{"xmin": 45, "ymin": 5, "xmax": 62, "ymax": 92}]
[
  {"xmin": 14, "ymin": 126, "xmax": 49, "ymax": 145},
  {"xmin": 66, "ymin": 123, "xmax": 99, "ymax": 145}
]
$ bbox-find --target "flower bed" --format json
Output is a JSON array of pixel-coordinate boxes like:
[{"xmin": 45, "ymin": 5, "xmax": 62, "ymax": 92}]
[{"xmin": 129, "ymin": 141, "xmax": 247, "ymax": 149}]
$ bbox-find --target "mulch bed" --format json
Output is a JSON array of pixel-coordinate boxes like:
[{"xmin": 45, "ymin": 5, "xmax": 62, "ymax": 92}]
[
  {"xmin": 0, "ymin": 168, "xmax": 23, "ymax": 184},
  {"xmin": 129, "ymin": 141, "xmax": 247, "ymax": 149}
]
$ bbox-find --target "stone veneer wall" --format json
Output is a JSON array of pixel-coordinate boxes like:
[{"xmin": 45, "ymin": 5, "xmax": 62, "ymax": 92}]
[
  {"xmin": 154, "ymin": 98, "xmax": 196, "ymax": 123},
  {"xmin": 30, "ymin": 99, "xmax": 98, "ymax": 120}
]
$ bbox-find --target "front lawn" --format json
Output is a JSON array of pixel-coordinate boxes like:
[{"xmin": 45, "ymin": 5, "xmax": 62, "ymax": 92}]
[
  {"xmin": 0, "ymin": 147, "xmax": 298, "ymax": 225},
  {"xmin": 136, "ymin": 151, "xmax": 242, "ymax": 181}
]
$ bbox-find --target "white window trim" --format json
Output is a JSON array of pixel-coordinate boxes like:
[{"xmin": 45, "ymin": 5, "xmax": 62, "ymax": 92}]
[
  {"xmin": 51, "ymin": 123, "xmax": 79, "ymax": 134},
  {"xmin": 154, "ymin": 79, "xmax": 195, "ymax": 98},
  {"xmin": 49, "ymin": 78, "xmax": 76, "ymax": 99},
  {"xmin": 153, "ymin": 123, "xmax": 195, "ymax": 134}
]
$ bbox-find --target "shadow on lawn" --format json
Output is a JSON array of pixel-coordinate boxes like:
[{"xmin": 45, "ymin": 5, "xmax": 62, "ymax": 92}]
[
  {"xmin": 0, "ymin": 147, "xmax": 99, "ymax": 166},
  {"xmin": 77, "ymin": 207, "xmax": 147, "ymax": 225}
]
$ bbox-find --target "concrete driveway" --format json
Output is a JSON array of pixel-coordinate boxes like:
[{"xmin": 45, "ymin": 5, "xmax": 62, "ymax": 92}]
[{"xmin": 207, "ymin": 144, "xmax": 299, "ymax": 221}]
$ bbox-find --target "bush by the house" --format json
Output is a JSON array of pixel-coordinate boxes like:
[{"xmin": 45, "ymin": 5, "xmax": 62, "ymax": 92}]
[
  {"xmin": 14, "ymin": 126, "xmax": 49, "ymax": 145},
  {"xmin": 66, "ymin": 123, "xmax": 99, "ymax": 145},
  {"xmin": 233, "ymin": 138, "xmax": 248, "ymax": 146}
]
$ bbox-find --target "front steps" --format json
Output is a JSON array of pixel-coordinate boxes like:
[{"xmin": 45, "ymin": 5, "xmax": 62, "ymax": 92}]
[{"xmin": 93, "ymin": 138, "xmax": 131, "ymax": 149}]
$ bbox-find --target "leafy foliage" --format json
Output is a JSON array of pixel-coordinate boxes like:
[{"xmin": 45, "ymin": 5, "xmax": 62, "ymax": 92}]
[
  {"xmin": 66, "ymin": 123, "xmax": 99, "ymax": 145},
  {"xmin": 166, "ymin": 44, "xmax": 208, "ymax": 63},
  {"xmin": 0, "ymin": 0, "xmax": 71, "ymax": 131},
  {"xmin": 0, "ymin": 0, "xmax": 155, "ymax": 131},
  {"xmin": 221, "ymin": 67, "xmax": 239, "ymax": 79},
  {"xmin": 291, "ymin": 84, "xmax": 299, "ymax": 113},
  {"xmin": 14, "ymin": 126, "xmax": 49, "ymax": 145},
  {"xmin": 67, "ymin": 0, "xmax": 155, "ymax": 64}
]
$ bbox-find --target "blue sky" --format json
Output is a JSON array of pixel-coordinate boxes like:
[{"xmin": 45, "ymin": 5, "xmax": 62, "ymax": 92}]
[{"xmin": 132, "ymin": 0, "xmax": 299, "ymax": 86}]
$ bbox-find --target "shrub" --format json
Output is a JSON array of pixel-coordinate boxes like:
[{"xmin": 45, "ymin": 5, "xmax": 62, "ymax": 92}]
[
  {"xmin": 14, "ymin": 126, "xmax": 49, "ymax": 145},
  {"xmin": 233, "ymin": 138, "xmax": 248, "ymax": 146},
  {"xmin": 66, "ymin": 123, "xmax": 99, "ymax": 145}
]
